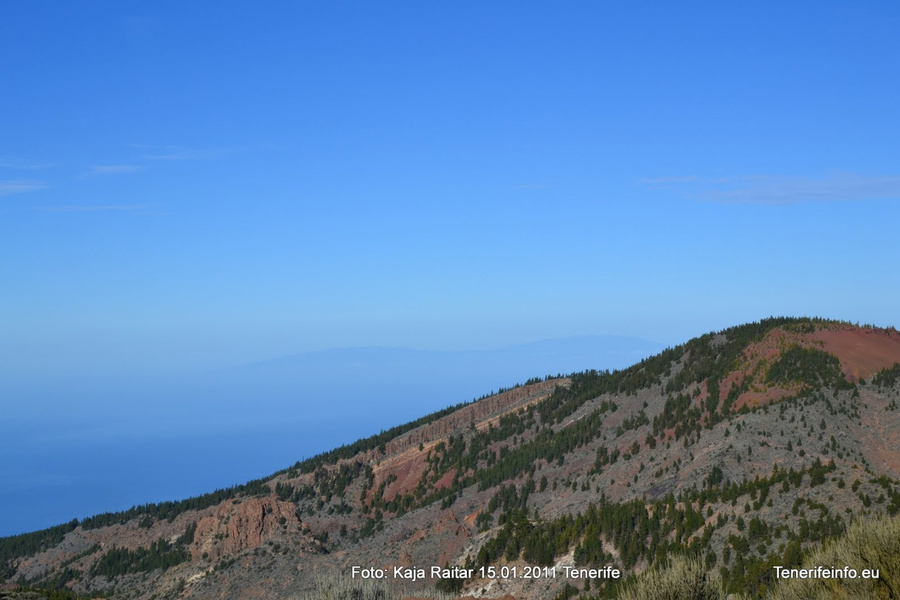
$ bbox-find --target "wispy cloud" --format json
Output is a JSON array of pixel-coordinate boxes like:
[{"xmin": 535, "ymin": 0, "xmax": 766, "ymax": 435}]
[
  {"xmin": 639, "ymin": 173, "xmax": 900, "ymax": 205},
  {"xmin": 637, "ymin": 176, "xmax": 699, "ymax": 186},
  {"xmin": 0, "ymin": 180, "xmax": 47, "ymax": 196},
  {"xmin": 134, "ymin": 144, "xmax": 228, "ymax": 161},
  {"xmin": 147, "ymin": 149, "xmax": 221, "ymax": 161},
  {"xmin": 79, "ymin": 165, "xmax": 144, "ymax": 178},
  {"xmin": 0, "ymin": 157, "xmax": 52, "ymax": 170},
  {"xmin": 30, "ymin": 204, "xmax": 154, "ymax": 213}
]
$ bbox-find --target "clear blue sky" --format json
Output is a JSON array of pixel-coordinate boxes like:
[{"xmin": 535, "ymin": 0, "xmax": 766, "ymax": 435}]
[{"xmin": 3, "ymin": 1, "xmax": 900, "ymax": 380}]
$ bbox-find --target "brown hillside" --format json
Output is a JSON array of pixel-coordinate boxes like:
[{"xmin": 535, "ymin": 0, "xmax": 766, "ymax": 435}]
[
  {"xmin": 810, "ymin": 325, "xmax": 900, "ymax": 381},
  {"xmin": 5, "ymin": 318, "xmax": 900, "ymax": 600}
]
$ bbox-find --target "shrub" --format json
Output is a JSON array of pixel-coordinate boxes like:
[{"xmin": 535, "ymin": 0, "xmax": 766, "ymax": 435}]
[
  {"xmin": 295, "ymin": 572, "xmax": 455, "ymax": 600},
  {"xmin": 766, "ymin": 514, "xmax": 900, "ymax": 600},
  {"xmin": 617, "ymin": 557, "xmax": 745, "ymax": 600}
]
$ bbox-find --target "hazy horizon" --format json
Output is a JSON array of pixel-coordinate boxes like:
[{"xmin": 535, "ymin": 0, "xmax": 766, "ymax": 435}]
[
  {"xmin": 0, "ymin": 333, "xmax": 664, "ymax": 537},
  {"xmin": 2, "ymin": 2, "xmax": 899, "ymax": 538}
]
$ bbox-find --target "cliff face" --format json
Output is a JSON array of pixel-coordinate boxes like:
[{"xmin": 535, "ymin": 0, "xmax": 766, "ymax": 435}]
[
  {"xmin": 192, "ymin": 497, "xmax": 314, "ymax": 561},
  {"xmin": 368, "ymin": 380, "xmax": 562, "ymax": 503},
  {"xmin": 5, "ymin": 318, "xmax": 900, "ymax": 600}
]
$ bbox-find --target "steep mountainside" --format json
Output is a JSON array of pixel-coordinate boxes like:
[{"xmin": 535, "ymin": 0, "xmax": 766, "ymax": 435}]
[{"xmin": 4, "ymin": 317, "xmax": 900, "ymax": 600}]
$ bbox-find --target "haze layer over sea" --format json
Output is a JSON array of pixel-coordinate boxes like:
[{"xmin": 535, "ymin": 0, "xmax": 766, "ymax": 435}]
[{"xmin": 0, "ymin": 335, "xmax": 661, "ymax": 537}]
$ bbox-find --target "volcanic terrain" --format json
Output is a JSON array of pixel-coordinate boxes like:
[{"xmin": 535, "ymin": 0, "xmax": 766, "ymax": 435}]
[{"xmin": 4, "ymin": 317, "xmax": 900, "ymax": 600}]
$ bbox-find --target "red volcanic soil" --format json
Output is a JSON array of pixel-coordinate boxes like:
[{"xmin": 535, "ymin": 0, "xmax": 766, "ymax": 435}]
[
  {"xmin": 463, "ymin": 508, "xmax": 481, "ymax": 527},
  {"xmin": 721, "ymin": 328, "xmax": 808, "ymax": 410},
  {"xmin": 719, "ymin": 325, "xmax": 900, "ymax": 409},
  {"xmin": 434, "ymin": 468, "xmax": 458, "ymax": 491},
  {"xmin": 374, "ymin": 444, "xmax": 431, "ymax": 503},
  {"xmin": 810, "ymin": 326, "xmax": 900, "ymax": 381}
]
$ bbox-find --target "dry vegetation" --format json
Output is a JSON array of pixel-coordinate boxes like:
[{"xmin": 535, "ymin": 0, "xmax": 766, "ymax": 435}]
[
  {"xmin": 293, "ymin": 572, "xmax": 456, "ymax": 600},
  {"xmin": 766, "ymin": 514, "xmax": 900, "ymax": 600},
  {"xmin": 617, "ymin": 557, "xmax": 746, "ymax": 600},
  {"xmin": 617, "ymin": 514, "xmax": 900, "ymax": 600}
]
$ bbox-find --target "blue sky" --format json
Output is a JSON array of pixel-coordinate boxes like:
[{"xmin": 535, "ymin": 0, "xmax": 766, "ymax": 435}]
[
  {"xmin": 2, "ymin": 1, "xmax": 900, "ymax": 536},
  {"xmin": 2, "ymin": 1, "xmax": 899, "ymax": 376}
]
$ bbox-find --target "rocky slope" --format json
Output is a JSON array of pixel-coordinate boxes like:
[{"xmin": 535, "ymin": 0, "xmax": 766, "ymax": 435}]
[{"xmin": 4, "ymin": 318, "xmax": 900, "ymax": 600}]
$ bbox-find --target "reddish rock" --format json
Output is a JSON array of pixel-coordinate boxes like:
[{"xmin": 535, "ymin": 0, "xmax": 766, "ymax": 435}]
[{"xmin": 193, "ymin": 497, "xmax": 302, "ymax": 560}]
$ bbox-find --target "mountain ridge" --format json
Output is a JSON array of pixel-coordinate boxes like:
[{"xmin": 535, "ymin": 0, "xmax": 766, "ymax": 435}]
[
  {"xmin": 5, "ymin": 317, "xmax": 900, "ymax": 600},
  {"xmin": 0, "ymin": 334, "xmax": 664, "ymax": 538}
]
